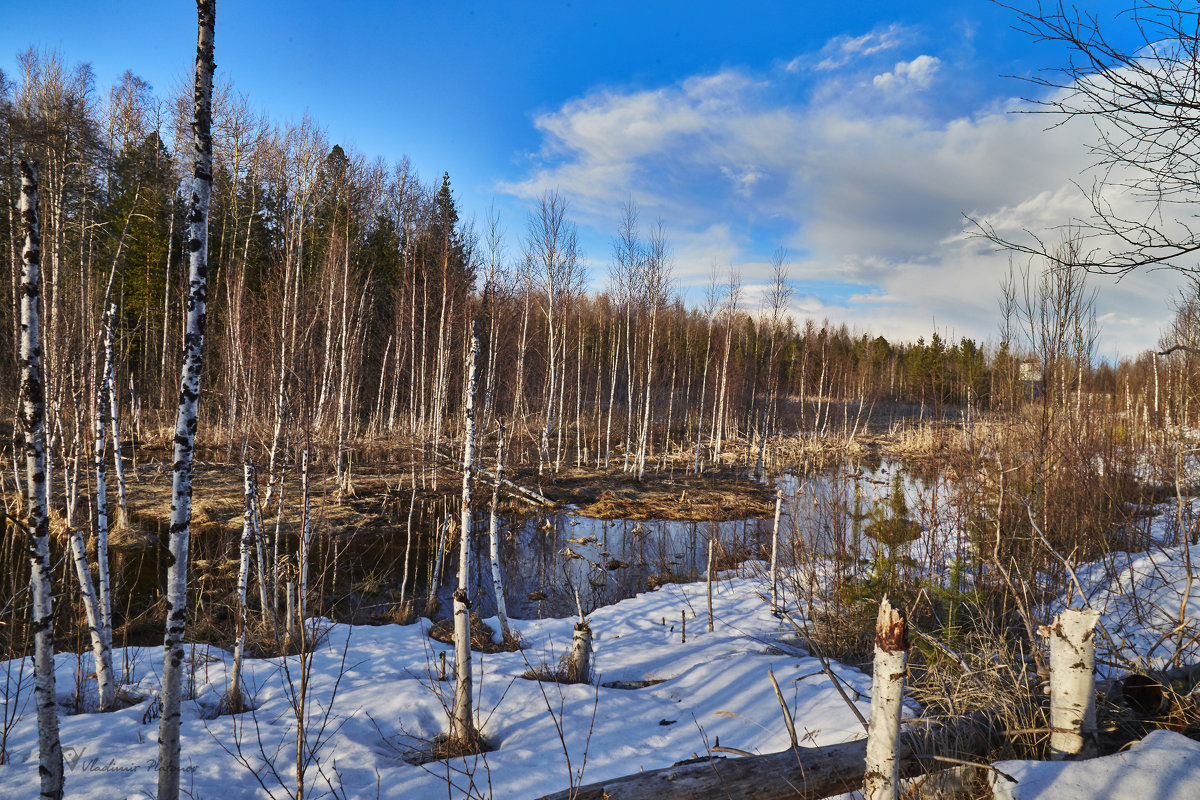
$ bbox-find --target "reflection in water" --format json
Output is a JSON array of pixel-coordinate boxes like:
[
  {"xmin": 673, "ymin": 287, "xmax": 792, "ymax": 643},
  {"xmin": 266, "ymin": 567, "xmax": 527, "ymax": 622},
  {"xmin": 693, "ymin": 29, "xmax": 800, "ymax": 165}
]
[
  {"xmin": 457, "ymin": 513, "xmax": 767, "ymax": 620},
  {"xmin": 436, "ymin": 458, "xmax": 957, "ymax": 621},
  {"xmin": 102, "ymin": 460, "xmax": 958, "ymax": 630}
]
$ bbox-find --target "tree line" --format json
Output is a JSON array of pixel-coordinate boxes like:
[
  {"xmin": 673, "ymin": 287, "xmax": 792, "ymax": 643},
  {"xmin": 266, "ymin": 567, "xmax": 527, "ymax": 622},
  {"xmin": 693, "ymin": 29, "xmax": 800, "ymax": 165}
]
[{"xmin": 0, "ymin": 46, "xmax": 1183, "ymax": 491}]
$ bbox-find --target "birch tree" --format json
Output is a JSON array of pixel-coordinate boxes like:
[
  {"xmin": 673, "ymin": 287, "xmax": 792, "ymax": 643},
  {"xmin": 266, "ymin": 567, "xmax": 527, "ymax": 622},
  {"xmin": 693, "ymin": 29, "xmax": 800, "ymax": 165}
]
[
  {"xmin": 525, "ymin": 190, "xmax": 580, "ymax": 475},
  {"xmin": 19, "ymin": 158, "xmax": 64, "ymax": 800},
  {"xmin": 451, "ymin": 323, "xmax": 480, "ymax": 745},
  {"xmin": 488, "ymin": 419, "xmax": 511, "ymax": 642},
  {"xmin": 634, "ymin": 220, "xmax": 671, "ymax": 481},
  {"xmin": 158, "ymin": 3, "xmax": 214, "ymax": 798}
]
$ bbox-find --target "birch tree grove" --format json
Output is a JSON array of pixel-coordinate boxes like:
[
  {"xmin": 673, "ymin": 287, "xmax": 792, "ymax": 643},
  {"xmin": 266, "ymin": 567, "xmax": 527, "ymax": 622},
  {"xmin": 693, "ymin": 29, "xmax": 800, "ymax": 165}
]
[
  {"xmin": 158, "ymin": 3, "xmax": 214, "ymax": 798},
  {"xmin": 18, "ymin": 158, "xmax": 64, "ymax": 800},
  {"xmin": 0, "ymin": 32, "xmax": 1010, "ymax": 526}
]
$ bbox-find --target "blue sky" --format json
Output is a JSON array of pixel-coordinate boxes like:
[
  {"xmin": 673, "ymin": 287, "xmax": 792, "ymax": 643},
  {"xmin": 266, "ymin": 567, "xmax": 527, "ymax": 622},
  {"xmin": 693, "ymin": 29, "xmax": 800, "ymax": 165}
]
[{"xmin": 1, "ymin": 1, "xmax": 1175, "ymax": 359}]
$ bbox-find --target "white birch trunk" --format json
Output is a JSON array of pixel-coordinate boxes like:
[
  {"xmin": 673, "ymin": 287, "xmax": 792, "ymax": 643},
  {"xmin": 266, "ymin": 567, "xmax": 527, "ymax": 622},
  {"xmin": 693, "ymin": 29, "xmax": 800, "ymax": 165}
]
[
  {"xmin": 93, "ymin": 301, "xmax": 116, "ymax": 693},
  {"xmin": 335, "ymin": 238, "xmax": 351, "ymax": 496},
  {"xmin": 69, "ymin": 531, "xmax": 116, "ymax": 712},
  {"xmin": 247, "ymin": 462, "xmax": 270, "ymax": 627},
  {"xmin": 694, "ymin": 316, "xmax": 713, "ymax": 474},
  {"xmin": 713, "ymin": 316, "xmax": 733, "ymax": 461},
  {"xmin": 540, "ymin": 295, "xmax": 557, "ymax": 475},
  {"xmin": 635, "ymin": 306, "xmax": 657, "ymax": 481},
  {"xmin": 19, "ymin": 158, "xmax": 64, "ymax": 800},
  {"xmin": 160, "ymin": 196, "xmax": 176, "ymax": 408},
  {"xmin": 568, "ymin": 620, "xmax": 592, "ymax": 684},
  {"xmin": 227, "ymin": 462, "xmax": 254, "ymax": 710},
  {"xmin": 769, "ymin": 489, "xmax": 782, "ymax": 614},
  {"xmin": 706, "ymin": 536, "xmax": 715, "ymax": 632},
  {"xmin": 1043, "ymin": 608, "xmax": 1099, "ymax": 760},
  {"xmin": 604, "ymin": 317, "xmax": 620, "ymax": 468},
  {"xmin": 864, "ymin": 597, "xmax": 907, "ymax": 800},
  {"xmin": 488, "ymin": 419, "xmax": 510, "ymax": 641},
  {"xmin": 299, "ymin": 449, "xmax": 311, "ymax": 629},
  {"xmin": 399, "ymin": 486, "xmax": 416, "ymax": 604},
  {"xmin": 512, "ymin": 292, "xmax": 530, "ymax": 427},
  {"xmin": 159, "ymin": 4, "xmax": 214, "ymax": 797},
  {"xmin": 102, "ymin": 304, "xmax": 130, "ymax": 529},
  {"xmin": 451, "ymin": 324, "xmax": 479, "ymax": 743}
]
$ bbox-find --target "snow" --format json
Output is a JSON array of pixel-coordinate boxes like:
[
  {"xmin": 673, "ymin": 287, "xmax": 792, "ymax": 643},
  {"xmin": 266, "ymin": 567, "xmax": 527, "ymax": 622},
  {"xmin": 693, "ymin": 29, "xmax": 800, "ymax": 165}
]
[
  {"xmin": 0, "ymin": 575, "xmax": 874, "ymax": 799},
  {"xmin": 6, "ymin": 488, "xmax": 1200, "ymax": 798},
  {"xmin": 990, "ymin": 730, "xmax": 1200, "ymax": 800}
]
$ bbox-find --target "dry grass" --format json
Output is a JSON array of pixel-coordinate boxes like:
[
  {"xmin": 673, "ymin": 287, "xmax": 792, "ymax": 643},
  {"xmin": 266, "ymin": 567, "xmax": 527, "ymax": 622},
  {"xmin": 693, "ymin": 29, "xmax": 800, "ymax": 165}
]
[
  {"xmin": 519, "ymin": 658, "xmax": 587, "ymax": 684},
  {"xmin": 531, "ymin": 466, "xmax": 774, "ymax": 521},
  {"xmin": 397, "ymin": 730, "xmax": 493, "ymax": 766},
  {"xmin": 427, "ymin": 613, "xmax": 518, "ymax": 654}
]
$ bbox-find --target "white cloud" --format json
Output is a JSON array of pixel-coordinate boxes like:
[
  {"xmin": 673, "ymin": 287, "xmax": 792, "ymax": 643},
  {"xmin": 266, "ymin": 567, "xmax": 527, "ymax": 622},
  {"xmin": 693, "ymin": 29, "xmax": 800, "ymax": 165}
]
[
  {"xmin": 873, "ymin": 55, "xmax": 941, "ymax": 91},
  {"xmin": 794, "ymin": 23, "xmax": 908, "ymax": 72},
  {"xmin": 499, "ymin": 55, "xmax": 1181, "ymax": 357}
]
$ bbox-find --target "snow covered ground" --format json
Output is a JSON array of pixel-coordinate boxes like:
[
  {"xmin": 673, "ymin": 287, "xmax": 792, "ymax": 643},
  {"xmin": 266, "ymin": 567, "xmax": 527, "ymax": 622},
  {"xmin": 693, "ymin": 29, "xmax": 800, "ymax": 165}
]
[
  {"xmin": 4, "ymin": 494, "xmax": 1200, "ymax": 798},
  {"xmin": 0, "ymin": 574, "xmax": 874, "ymax": 799},
  {"xmin": 991, "ymin": 730, "xmax": 1200, "ymax": 800}
]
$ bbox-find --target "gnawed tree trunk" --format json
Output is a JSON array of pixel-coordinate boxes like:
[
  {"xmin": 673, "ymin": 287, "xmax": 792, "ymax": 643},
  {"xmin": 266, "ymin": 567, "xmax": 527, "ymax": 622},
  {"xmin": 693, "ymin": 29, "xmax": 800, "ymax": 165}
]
[
  {"xmin": 159, "ymin": 3, "xmax": 214, "ymax": 798},
  {"xmin": 1042, "ymin": 608, "xmax": 1099, "ymax": 760},
  {"xmin": 18, "ymin": 158, "xmax": 65, "ymax": 800},
  {"xmin": 864, "ymin": 597, "xmax": 908, "ymax": 800},
  {"xmin": 68, "ymin": 531, "xmax": 116, "ymax": 712},
  {"xmin": 568, "ymin": 620, "xmax": 592, "ymax": 684},
  {"xmin": 535, "ymin": 710, "xmax": 1001, "ymax": 800},
  {"xmin": 451, "ymin": 322, "xmax": 479, "ymax": 744}
]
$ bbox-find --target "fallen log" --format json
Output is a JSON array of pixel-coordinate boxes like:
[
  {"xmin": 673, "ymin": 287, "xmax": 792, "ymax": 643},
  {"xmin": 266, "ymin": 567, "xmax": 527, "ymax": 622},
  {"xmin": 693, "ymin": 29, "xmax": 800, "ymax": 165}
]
[
  {"xmin": 534, "ymin": 711, "xmax": 1002, "ymax": 800},
  {"xmin": 432, "ymin": 447, "xmax": 556, "ymax": 507}
]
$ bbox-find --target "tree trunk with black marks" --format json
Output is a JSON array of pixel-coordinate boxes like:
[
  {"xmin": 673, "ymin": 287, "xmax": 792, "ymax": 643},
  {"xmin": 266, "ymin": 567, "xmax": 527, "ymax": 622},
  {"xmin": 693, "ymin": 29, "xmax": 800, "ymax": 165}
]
[
  {"xmin": 158, "ymin": 3, "xmax": 214, "ymax": 798},
  {"xmin": 68, "ymin": 532, "xmax": 116, "ymax": 712},
  {"xmin": 488, "ymin": 419, "xmax": 511, "ymax": 642},
  {"xmin": 227, "ymin": 462, "xmax": 255, "ymax": 711},
  {"xmin": 864, "ymin": 597, "xmax": 908, "ymax": 800},
  {"xmin": 451, "ymin": 323, "xmax": 479, "ymax": 744},
  {"xmin": 769, "ymin": 488, "xmax": 782, "ymax": 614},
  {"xmin": 298, "ymin": 448, "xmax": 311, "ymax": 632},
  {"xmin": 92, "ymin": 299, "xmax": 117, "ymax": 709},
  {"xmin": 18, "ymin": 158, "xmax": 64, "ymax": 800},
  {"xmin": 1042, "ymin": 608, "xmax": 1099, "ymax": 760},
  {"xmin": 568, "ymin": 620, "xmax": 592, "ymax": 684}
]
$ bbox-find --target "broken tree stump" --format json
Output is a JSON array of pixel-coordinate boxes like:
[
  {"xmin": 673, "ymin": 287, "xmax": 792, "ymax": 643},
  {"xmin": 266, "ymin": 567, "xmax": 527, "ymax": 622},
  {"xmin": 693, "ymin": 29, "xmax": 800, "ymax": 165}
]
[
  {"xmin": 1041, "ymin": 608, "xmax": 1100, "ymax": 760},
  {"xmin": 865, "ymin": 596, "xmax": 908, "ymax": 800}
]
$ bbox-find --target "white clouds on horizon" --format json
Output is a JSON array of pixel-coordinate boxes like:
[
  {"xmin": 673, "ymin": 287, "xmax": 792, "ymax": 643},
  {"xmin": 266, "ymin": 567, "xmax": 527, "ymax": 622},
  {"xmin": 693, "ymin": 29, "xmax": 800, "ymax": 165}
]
[{"xmin": 498, "ymin": 30, "xmax": 1181, "ymax": 359}]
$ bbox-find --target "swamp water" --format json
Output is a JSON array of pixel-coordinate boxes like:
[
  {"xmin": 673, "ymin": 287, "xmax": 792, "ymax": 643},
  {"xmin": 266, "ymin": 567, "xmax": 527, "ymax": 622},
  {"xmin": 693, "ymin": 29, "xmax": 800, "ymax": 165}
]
[{"xmin": 92, "ymin": 458, "xmax": 966, "ymax": 637}]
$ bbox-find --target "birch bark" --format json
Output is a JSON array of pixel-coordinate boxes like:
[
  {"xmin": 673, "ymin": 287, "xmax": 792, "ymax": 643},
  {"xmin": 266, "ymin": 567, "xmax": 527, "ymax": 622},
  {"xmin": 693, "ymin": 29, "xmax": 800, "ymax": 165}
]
[
  {"xmin": 227, "ymin": 462, "xmax": 255, "ymax": 711},
  {"xmin": 488, "ymin": 419, "xmax": 510, "ymax": 641},
  {"xmin": 19, "ymin": 158, "xmax": 65, "ymax": 800},
  {"xmin": 451, "ymin": 323, "xmax": 479, "ymax": 743},
  {"xmin": 158, "ymin": 4, "xmax": 214, "ymax": 797},
  {"xmin": 68, "ymin": 532, "xmax": 116, "ymax": 711},
  {"xmin": 1043, "ymin": 608, "xmax": 1100, "ymax": 760},
  {"xmin": 864, "ymin": 597, "xmax": 908, "ymax": 800}
]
